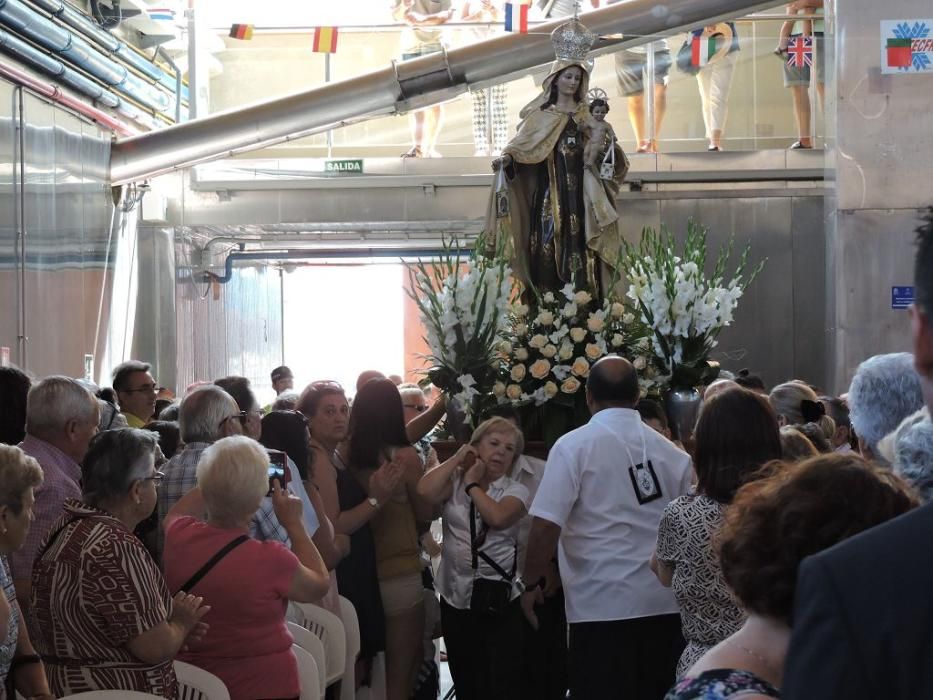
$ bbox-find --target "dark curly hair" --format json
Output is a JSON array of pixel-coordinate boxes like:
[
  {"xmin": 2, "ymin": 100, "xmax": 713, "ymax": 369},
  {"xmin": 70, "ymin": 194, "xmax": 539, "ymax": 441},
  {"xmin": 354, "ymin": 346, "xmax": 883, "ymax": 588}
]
[{"xmin": 719, "ymin": 453, "xmax": 918, "ymax": 625}]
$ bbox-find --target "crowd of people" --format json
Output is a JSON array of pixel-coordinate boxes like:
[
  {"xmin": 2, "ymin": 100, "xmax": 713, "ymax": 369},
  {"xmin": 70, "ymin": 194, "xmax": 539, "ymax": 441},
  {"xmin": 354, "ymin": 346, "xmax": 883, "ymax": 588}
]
[
  {"xmin": 388, "ymin": 0, "xmax": 824, "ymax": 156},
  {"xmin": 0, "ymin": 210, "xmax": 927, "ymax": 700}
]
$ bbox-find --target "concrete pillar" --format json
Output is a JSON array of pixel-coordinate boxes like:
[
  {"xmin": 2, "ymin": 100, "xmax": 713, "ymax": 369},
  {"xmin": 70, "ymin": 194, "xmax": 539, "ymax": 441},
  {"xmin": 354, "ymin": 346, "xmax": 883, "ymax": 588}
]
[{"xmin": 827, "ymin": 0, "xmax": 932, "ymax": 392}]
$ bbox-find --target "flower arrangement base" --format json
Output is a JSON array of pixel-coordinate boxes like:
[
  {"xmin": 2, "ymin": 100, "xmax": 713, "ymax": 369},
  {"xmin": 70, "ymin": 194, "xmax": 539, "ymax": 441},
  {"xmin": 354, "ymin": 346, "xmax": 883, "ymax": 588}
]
[
  {"xmin": 664, "ymin": 387, "xmax": 702, "ymax": 443},
  {"xmin": 445, "ymin": 399, "xmax": 476, "ymax": 444}
]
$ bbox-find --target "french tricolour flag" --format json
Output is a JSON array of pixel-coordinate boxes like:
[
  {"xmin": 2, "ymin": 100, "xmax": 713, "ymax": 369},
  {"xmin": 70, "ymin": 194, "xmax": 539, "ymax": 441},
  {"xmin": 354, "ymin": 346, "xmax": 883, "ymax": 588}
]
[{"xmin": 504, "ymin": 3, "xmax": 529, "ymax": 34}]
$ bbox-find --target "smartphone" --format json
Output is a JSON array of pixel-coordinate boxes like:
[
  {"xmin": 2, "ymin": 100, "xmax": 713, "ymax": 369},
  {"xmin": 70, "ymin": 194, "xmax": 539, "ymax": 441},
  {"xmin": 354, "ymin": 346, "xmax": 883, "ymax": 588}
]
[{"xmin": 267, "ymin": 449, "xmax": 289, "ymax": 496}]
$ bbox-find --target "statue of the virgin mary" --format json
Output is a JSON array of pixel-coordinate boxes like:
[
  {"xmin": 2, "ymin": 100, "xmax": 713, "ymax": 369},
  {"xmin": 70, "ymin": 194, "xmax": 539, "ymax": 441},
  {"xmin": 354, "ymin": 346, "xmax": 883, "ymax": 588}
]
[{"xmin": 484, "ymin": 17, "xmax": 629, "ymax": 301}]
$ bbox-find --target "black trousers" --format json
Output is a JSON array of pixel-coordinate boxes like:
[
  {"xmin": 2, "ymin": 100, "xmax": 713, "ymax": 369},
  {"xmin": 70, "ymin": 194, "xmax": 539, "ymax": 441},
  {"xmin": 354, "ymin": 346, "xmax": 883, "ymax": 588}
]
[
  {"xmin": 521, "ymin": 589, "xmax": 568, "ymax": 700},
  {"xmin": 440, "ymin": 597, "xmax": 524, "ymax": 700},
  {"xmin": 568, "ymin": 613, "xmax": 684, "ymax": 700}
]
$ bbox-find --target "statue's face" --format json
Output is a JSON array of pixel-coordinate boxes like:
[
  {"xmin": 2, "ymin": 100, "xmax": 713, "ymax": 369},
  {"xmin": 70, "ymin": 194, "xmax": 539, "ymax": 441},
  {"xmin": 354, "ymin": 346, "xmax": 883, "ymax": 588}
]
[
  {"xmin": 591, "ymin": 105, "xmax": 608, "ymax": 121},
  {"xmin": 556, "ymin": 67, "xmax": 583, "ymax": 97}
]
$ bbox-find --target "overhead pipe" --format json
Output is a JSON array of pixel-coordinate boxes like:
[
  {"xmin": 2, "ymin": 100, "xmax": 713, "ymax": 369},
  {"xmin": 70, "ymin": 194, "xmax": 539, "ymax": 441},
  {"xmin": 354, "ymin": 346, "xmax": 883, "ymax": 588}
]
[
  {"xmin": 25, "ymin": 0, "xmax": 189, "ymax": 100},
  {"xmin": 0, "ymin": 26, "xmax": 162, "ymax": 126},
  {"xmin": 0, "ymin": 0, "xmax": 175, "ymax": 113},
  {"xmin": 0, "ymin": 58, "xmax": 136, "ymax": 134},
  {"xmin": 205, "ymin": 248, "xmax": 473, "ymax": 284},
  {"xmin": 110, "ymin": 0, "xmax": 781, "ymax": 184}
]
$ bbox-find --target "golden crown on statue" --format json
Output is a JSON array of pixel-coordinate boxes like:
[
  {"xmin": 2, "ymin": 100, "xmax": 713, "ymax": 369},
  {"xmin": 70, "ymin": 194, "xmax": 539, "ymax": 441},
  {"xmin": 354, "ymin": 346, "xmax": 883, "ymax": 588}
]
[{"xmin": 551, "ymin": 17, "xmax": 597, "ymax": 62}]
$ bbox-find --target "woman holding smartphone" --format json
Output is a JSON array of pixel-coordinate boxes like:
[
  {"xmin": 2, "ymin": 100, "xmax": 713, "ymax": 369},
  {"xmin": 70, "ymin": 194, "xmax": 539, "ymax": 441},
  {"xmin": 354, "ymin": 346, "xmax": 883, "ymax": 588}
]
[{"xmin": 417, "ymin": 417, "xmax": 530, "ymax": 700}]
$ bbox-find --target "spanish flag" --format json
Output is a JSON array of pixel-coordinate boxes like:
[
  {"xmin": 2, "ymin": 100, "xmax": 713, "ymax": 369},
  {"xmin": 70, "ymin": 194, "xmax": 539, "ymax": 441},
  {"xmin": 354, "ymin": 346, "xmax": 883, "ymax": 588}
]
[
  {"xmin": 313, "ymin": 27, "xmax": 339, "ymax": 53},
  {"xmin": 229, "ymin": 23, "xmax": 254, "ymax": 40},
  {"xmin": 504, "ymin": 3, "xmax": 528, "ymax": 34}
]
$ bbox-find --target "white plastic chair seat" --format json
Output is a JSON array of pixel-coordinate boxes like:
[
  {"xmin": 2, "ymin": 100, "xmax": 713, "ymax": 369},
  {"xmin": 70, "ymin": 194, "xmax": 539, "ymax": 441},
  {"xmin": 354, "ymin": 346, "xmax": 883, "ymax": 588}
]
[
  {"xmin": 292, "ymin": 644, "xmax": 322, "ymax": 700},
  {"xmin": 338, "ymin": 595, "xmax": 362, "ymax": 700},
  {"xmin": 174, "ymin": 659, "xmax": 231, "ymax": 700},
  {"xmin": 60, "ymin": 693, "xmax": 163, "ymax": 699},
  {"xmin": 288, "ymin": 601, "xmax": 346, "ymax": 686},
  {"xmin": 288, "ymin": 620, "xmax": 327, "ymax": 697}
]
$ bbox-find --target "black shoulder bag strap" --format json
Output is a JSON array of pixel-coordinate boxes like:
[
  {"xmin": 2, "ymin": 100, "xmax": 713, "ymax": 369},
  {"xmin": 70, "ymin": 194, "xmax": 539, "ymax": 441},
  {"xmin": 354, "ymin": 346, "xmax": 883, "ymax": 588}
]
[
  {"xmin": 469, "ymin": 501, "xmax": 516, "ymax": 581},
  {"xmin": 174, "ymin": 534, "xmax": 249, "ymax": 595}
]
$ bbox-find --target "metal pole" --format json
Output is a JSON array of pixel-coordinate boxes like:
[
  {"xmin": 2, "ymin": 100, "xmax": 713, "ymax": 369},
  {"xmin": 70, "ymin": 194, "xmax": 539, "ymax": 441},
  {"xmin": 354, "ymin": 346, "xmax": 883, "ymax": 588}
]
[
  {"xmin": 645, "ymin": 41, "xmax": 656, "ymax": 149},
  {"xmin": 14, "ymin": 86, "xmax": 27, "ymax": 368},
  {"xmin": 325, "ymin": 53, "xmax": 333, "ymax": 158},
  {"xmin": 186, "ymin": 0, "xmax": 197, "ymax": 119}
]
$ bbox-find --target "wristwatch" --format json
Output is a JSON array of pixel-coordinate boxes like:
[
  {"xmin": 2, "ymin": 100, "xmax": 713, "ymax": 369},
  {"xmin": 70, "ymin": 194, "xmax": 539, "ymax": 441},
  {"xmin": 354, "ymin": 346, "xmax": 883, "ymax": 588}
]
[
  {"xmin": 464, "ymin": 481, "xmax": 481, "ymax": 496},
  {"xmin": 367, "ymin": 496, "xmax": 380, "ymax": 508},
  {"xmin": 515, "ymin": 576, "xmax": 544, "ymax": 594}
]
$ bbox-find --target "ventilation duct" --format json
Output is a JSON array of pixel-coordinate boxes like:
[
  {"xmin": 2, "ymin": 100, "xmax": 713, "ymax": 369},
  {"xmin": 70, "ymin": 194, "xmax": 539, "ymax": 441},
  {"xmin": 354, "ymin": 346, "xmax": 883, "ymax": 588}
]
[{"xmin": 110, "ymin": 0, "xmax": 782, "ymax": 184}]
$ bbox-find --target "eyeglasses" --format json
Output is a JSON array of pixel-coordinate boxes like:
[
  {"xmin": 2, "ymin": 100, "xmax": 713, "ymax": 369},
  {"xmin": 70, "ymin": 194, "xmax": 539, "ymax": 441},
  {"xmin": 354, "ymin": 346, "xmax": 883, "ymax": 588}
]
[
  {"xmin": 122, "ymin": 383, "xmax": 158, "ymax": 394},
  {"xmin": 142, "ymin": 471, "xmax": 165, "ymax": 485},
  {"xmin": 404, "ymin": 404, "xmax": 428, "ymax": 413},
  {"xmin": 219, "ymin": 411, "xmax": 248, "ymax": 429}
]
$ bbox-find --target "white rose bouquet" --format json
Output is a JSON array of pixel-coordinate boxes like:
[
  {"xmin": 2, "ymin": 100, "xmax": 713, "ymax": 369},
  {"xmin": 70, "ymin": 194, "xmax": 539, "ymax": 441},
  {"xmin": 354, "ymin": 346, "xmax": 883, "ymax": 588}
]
[
  {"xmin": 408, "ymin": 237, "xmax": 514, "ymax": 428},
  {"xmin": 499, "ymin": 281, "xmax": 652, "ymax": 423},
  {"xmin": 620, "ymin": 219, "xmax": 765, "ymax": 389}
]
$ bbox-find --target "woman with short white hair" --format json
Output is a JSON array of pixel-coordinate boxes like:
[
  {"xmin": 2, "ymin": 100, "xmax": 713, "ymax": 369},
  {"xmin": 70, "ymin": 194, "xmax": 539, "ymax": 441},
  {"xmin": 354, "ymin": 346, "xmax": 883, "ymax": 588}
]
[
  {"xmin": 164, "ymin": 435, "xmax": 330, "ymax": 700},
  {"xmin": 0, "ymin": 444, "xmax": 50, "ymax": 699},
  {"xmin": 879, "ymin": 407, "xmax": 933, "ymax": 501}
]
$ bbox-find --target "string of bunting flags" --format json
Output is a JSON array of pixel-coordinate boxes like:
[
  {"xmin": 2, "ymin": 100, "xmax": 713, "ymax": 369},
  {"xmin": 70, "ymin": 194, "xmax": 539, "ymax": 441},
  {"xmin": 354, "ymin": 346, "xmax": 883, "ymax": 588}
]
[{"xmin": 228, "ymin": 23, "xmax": 339, "ymax": 53}]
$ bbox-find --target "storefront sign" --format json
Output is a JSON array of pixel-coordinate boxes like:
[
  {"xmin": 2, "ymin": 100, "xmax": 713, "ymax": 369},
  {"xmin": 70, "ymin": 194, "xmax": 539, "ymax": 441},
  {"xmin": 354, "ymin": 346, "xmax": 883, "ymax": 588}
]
[{"xmin": 881, "ymin": 20, "xmax": 933, "ymax": 73}]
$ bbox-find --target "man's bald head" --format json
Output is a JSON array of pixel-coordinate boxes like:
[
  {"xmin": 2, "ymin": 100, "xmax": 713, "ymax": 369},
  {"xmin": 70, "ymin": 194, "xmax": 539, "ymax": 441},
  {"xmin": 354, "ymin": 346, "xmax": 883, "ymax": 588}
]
[{"xmin": 587, "ymin": 356, "xmax": 640, "ymax": 410}]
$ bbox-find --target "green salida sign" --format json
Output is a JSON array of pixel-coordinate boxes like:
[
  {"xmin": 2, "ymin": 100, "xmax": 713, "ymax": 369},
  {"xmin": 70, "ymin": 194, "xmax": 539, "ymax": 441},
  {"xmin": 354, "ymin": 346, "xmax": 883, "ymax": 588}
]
[{"xmin": 324, "ymin": 158, "xmax": 364, "ymax": 174}]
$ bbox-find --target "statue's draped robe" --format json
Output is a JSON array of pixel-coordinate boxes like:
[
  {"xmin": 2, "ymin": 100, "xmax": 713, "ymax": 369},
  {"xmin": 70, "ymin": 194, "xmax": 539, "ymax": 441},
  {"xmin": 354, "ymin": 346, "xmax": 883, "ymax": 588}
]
[{"xmin": 486, "ymin": 93, "xmax": 629, "ymax": 300}]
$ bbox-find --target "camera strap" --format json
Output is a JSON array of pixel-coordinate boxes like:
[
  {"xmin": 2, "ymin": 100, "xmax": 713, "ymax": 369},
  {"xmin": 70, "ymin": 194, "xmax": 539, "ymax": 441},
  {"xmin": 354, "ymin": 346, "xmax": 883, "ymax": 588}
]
[
  {"xmin": 175, "ymin": 534, "xmax": 249, "ymax": 595},
  {"xmin": 469, "ymin": 501, "xmax": 516, "ymax": 582}
]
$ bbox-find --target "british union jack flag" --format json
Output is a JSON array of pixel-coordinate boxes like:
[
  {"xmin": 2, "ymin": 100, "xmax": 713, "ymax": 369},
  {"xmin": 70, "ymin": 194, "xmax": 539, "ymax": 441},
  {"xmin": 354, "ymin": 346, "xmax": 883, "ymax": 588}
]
[{"xmin": 787, "ymin": 36, "xmax": 813, "ymax": 68}]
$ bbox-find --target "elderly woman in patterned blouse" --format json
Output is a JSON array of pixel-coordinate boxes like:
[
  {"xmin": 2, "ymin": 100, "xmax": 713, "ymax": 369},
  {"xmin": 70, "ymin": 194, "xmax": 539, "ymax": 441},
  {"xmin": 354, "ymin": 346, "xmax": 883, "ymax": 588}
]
[
  {"xmin": 30, "ymin": 429, "xmax": 209, "ymax": 698},
  {"xmin": 0, "ymin": 444, "xmax": 51, "ymax": 700}
]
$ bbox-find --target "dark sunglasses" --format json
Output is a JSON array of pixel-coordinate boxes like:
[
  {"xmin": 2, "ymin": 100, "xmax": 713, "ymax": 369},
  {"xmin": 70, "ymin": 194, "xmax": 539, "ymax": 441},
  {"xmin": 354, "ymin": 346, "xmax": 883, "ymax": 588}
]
[{"xmin": 404, "ymin": 404, "xmax": 428, "ymax": 413}]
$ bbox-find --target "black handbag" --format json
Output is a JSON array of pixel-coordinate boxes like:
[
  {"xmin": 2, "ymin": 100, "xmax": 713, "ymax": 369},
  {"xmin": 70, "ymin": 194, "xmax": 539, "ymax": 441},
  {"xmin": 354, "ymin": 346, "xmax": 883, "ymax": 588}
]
[{"xmin": 468, "ymin": 501, "xmax": 516, "ymax": 616}]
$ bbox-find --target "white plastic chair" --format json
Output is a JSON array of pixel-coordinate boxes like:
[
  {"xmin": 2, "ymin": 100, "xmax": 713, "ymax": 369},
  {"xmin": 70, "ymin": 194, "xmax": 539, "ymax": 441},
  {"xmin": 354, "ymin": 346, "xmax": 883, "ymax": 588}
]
[
  {"xmin": 288, "ymin": 620, "xmax": 327, "ymax": 697},
  {"xmin": 338, "ymin": 595, "xmax": 362, "ymax": 700},
  {"xmin": 288, "ymin": 601, "xmax": 346, "ymax": 687},
  {"xmin": 60, "ymin": 693, "xmax": 163, "ymax": 699},
  {"xmin": 292, "ymin": 644, "xmax": 322, "ymax": 700},
  {"xmin": 174, "ymin": 660, "xmax": 232, "ymax": 700}
]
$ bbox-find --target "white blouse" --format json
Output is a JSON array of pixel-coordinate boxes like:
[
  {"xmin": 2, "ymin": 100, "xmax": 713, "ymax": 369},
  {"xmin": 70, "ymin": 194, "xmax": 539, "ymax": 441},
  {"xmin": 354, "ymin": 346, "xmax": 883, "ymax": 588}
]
[{"xmin": 435, "ymin": 471, "xmax": 530, "ymax": 610}]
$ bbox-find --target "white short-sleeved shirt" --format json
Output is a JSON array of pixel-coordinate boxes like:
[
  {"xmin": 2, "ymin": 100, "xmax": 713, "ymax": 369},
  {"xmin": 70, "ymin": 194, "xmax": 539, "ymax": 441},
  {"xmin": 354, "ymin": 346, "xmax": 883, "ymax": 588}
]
[
  {"xmin": 513, "ymin": 454, "xmax": 546, "ymax": 571},
  {"xmin": 530, "ymin": 407, "xmax": 693, "ymax": 623},
  {"xmin": 435, "ymin": 472, "xmax": 530, "ymax": 610}
]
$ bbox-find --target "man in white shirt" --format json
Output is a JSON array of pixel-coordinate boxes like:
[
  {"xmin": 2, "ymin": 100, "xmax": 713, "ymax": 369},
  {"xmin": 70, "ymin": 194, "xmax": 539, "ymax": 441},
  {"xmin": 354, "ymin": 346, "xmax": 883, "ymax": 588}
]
[{"xmin": 521, "ymin": 356, "xmax": 692, "ymax": 699}]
